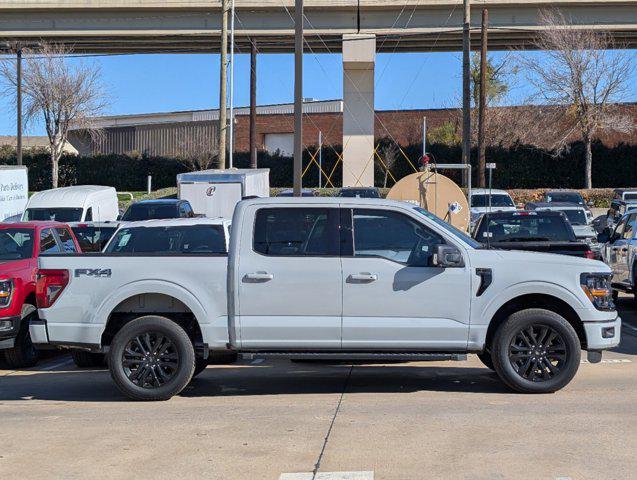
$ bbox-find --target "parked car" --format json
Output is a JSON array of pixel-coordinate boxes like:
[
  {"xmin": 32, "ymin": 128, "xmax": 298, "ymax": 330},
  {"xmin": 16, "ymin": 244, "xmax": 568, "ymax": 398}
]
[
  {"xmin": 473, "ymin": 210, "xmax": 595, "ymax": 259},
  {"xmin": 543, "ymin": 190, "xmax": 593, "ymax": 223},
  {"xmin": 22, "ymin": 185, "xmax": 119, "ymax": 223},
  {"xmin": 612, "ymin": 189, "xmax": 637, "ymax": 202},
  {"xmin": 525, "ymin": 202, "xmax": 600, "ymax": 257},
  {"xmin": 276, "ymin": 188, "xmax": 318, "ymax": 197},
  {"xmin": 69, "ymin": 222, "xmax": 119, "ymax": 253},
  {"xmin": 0, "ymin": 222, "xmax": 81, "ymax": 367},
  {"xmin": 33, "ymin": 198, "xmax": 619, "ymax": 400},
  {"xmin": 339, "ymin": 187, "xmax": 381, "ymax": 198},
  {"xmin": 598, "ymin": 209, "xmax": 637, "ymax": 301},
  {"xmin": 120, "ymin": 199, "xmax": 196, "ymax": 222},
  {"xmin": 468, "ymin": 188, "xmax": 516, "ymax": 230},
  {"xmin": 607, "ymin": 199, "xmax": 637, "ymax": 225}
]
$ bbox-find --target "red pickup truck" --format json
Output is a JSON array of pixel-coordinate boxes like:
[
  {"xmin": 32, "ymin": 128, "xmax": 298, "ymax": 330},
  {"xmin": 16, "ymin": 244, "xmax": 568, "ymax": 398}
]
[{"xmin": 0, "ymin": 221, "xmax": 81, "ymax": 367}]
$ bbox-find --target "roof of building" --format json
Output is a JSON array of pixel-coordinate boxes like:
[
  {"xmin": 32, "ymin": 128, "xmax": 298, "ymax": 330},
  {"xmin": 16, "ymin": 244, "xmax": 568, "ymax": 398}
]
[{"xmin": 82, "ymin": 100, "xmax": 345, "ymax": 129}]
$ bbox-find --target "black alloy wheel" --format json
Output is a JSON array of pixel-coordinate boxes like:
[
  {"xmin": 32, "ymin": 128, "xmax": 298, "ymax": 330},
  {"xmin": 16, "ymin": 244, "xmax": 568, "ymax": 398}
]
[
  {"xmin": 122, "ymin": 332, "xmax": 179, "ymax": 389},
  {"xmin": 508, "ymin": 324, "xmax": 567, "ymax": 382}
]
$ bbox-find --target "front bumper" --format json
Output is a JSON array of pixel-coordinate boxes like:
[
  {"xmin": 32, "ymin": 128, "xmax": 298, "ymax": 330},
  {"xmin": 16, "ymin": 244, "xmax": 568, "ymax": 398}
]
[
  {"xmin": 584, "ymin": 316, "xmax": 621, "ymax": 351},
  {"xmin": 29, "ymin": 319, "xmax": 49, "ymax": 345},
  {"xmin": 0, "ymin": 315, "xmax": 21, "ymax": 350}
]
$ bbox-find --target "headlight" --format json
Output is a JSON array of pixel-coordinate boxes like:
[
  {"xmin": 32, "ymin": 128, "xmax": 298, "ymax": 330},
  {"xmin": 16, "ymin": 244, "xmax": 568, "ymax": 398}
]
[
  {"xmin": 580, "ymin": 273, "xmax": 614, "ymax": 311},
  {"xmin": 0, "ymin": 279, "xmax": 12, "ymax": 307}
]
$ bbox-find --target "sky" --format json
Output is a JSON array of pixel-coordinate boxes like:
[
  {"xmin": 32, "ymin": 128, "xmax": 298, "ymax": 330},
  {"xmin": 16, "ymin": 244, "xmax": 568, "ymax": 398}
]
[{"xmin": 0, "ymin": 50, "xmax": 635, "ymax": 136}]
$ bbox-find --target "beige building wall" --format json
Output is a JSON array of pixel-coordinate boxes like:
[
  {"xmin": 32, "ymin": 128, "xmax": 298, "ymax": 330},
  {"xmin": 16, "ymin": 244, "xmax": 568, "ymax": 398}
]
[{"xmin": 342, "ymin": 34, "xmax": 375, "ymax": 187}]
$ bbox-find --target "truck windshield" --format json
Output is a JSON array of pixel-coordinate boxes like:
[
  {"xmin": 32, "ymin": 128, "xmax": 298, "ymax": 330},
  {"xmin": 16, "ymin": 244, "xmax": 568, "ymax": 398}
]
[
  {"xmin": 0, "ymin": 228, "xmax": 34, "ymax": 260},
  {"xmin": 470, "ymin": 194, "xmax": 514, "ymax": 208},
  {"xmin": 475, "ymin": 215, "xmax": 575, "ymax": 242},
  {"xmin": 121, "ymin": 204, "xmax": 179, "ymax": 221},
  {"xmin": 413, "ymin": 207, "xmax": 481, "ymax": 248},
  {"xmin": 546, "ymin": 192, "xmax": 584, "ymax": 205},
  {"xmin": 24, "ymin": 208, "xmax": 83, "ymax": 222},
  {"xmin": 71, "ymin": 226, "xmax": 118, "ymax": 252},
  {"xmin": 106, "ymin": 225, "xmax": 226, "ymax": 254}
]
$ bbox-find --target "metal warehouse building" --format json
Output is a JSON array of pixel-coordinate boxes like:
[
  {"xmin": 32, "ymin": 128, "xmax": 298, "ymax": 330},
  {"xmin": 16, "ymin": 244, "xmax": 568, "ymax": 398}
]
[{"xmin": 69, "ymin": 99, "xmax": 637, "ymax": 158}]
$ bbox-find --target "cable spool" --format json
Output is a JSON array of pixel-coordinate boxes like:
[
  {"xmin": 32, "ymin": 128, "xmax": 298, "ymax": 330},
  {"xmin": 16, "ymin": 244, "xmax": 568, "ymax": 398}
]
[{"xmin": 386, "ymin": 169, "xmax": 470, "ymax": 232}]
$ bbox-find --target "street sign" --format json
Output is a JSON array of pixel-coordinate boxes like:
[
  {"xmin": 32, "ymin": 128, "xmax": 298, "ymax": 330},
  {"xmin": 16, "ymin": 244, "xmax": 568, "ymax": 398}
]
[{"xmin": 486, "ymin": 163, "xmax": 496, "ymax": 169}]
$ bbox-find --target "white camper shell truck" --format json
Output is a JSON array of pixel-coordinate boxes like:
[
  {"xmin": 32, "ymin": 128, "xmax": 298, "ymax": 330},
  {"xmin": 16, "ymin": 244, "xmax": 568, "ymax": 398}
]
[
  {"xmin": 32, "ymin": 197, "xmax": 620, "ymax": 401},
  {"xmin": 22, "ymin": 185, "xmax": 119, "ymax": 223}
]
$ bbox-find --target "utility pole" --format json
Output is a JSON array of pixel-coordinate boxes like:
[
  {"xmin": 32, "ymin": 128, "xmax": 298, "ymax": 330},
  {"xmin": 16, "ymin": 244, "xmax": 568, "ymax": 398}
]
[
  {"xmin": 461, "ymin": 0, "xmax": 471, "ymax": 187},
  {"xmin": 477, "ymin": 9, "xmax": 488, "ymax": 188},
  {"xmin": 228, "ymin": 0, "xmax": 236, "ymax": 168},
  {"xmin": 218, "ymin": 0, "xmax": 228, "ymax": 169},
  {"xmin": 318, "ymin": 131, "xmax": 322, "ymax": 188},
  {"xmin": 16, "ymin": 46, "xmax": 23, "ymax": 166},
  {"xmin": 293, "ymin": 0, "xmax": 303, "ymax": 196},
  {"xmin": 249, "ymin": 40, "xmax": 258, "ymax": 168}
]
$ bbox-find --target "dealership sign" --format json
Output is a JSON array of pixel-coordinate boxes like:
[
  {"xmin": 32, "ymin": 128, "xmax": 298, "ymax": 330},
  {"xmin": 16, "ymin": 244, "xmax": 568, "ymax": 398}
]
[{"xmin": 0, "ymin": 166, "xmax": 28, "ymax": 221}]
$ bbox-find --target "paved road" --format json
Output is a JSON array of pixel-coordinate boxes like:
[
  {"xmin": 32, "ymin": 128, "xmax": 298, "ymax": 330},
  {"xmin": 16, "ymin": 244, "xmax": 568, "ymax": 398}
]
[{"xmin": 1, "ymin": 296, "xmax": 636, "ymax": 480}]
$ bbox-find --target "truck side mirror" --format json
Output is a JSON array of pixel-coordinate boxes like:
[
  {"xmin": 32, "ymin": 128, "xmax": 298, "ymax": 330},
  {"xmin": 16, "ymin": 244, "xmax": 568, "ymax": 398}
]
[{"xmin": 433, "ymin": 244, "xmax": 464, "ymax": 268}]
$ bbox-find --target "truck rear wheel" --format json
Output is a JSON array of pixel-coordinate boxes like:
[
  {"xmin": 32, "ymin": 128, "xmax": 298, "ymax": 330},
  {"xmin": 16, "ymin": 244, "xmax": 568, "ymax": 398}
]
[
  {"xmin": 108, "ymin": 316, "xmax": 195, "ymax": 401},
  {"xmin": 491, "ymin": 309, "xmax": 581, "ymax": 394},
  {"xmin": 71, "ymin": 350, "xmax": 106, "ymax": 368},
  {"xmin": 4, "ymin": 304, "xmax": 39, "ymax": 369}
]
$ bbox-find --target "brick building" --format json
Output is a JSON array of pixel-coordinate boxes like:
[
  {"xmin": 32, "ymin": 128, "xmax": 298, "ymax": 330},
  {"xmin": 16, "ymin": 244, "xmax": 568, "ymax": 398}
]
[{"xmin": 69, "ymin": 99, "xmax": 637, "ymax": 157}]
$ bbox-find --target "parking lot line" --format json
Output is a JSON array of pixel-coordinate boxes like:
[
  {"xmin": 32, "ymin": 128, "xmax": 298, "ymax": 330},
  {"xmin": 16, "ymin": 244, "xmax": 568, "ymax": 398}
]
[{"xmin": 279, "ymin": 472, "xmax": 374, "ymax": 480}]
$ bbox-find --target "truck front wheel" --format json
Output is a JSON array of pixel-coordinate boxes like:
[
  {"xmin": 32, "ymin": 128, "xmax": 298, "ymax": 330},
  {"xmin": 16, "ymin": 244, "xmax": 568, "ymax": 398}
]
[
  {"xmin": 108, "ymin": 316, "xmax": 195, "ymax": 401},
  {"xmin": 491, "ymin": 309, "xmax": 581, "ymax": 394}
]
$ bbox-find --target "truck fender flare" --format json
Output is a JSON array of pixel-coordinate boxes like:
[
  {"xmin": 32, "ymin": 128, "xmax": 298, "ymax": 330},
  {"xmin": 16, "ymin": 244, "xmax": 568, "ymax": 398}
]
[
  {"xmin": 480, "ymin": 281, "xmax": 587, "ymax": 323},
  {"xmin": 94, "ymin": 280, "xmax": 209, "ymax": 328}
]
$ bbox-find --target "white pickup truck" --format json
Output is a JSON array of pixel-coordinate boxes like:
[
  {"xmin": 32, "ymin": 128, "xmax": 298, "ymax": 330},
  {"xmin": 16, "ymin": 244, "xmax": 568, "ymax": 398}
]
[{"xmin": 31, "ymin": 198, "xmax": 621, "ymax": 400}]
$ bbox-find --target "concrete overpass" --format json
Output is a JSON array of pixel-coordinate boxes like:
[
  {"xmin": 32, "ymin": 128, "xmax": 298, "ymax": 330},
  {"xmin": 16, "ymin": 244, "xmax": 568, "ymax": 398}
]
[{"xmin": 1, "ymin": 1, "xmax": 636, "ymax": 53}]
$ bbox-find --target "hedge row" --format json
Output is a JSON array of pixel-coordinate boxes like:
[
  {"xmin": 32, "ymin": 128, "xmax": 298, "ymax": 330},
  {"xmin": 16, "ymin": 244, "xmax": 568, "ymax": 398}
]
[{"xmin": 1, "ymin": 139, "xmax": 636, "ymax": 191}]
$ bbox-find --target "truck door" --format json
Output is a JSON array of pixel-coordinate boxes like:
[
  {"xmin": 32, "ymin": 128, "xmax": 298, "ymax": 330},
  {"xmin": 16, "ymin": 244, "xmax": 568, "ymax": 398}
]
[
  {"xmin": 236, "ymin": 205, "xmax": 342, "ymax": 349},
  {"xmin": 612, "ymin": 214, "xmax": 636, "ymax": 284},
  {"xmin": 340, "ymin": 207, "xmax": 471, "ymax": 350},
  {"xmin": 608, "ymin": 216, "xmax": 628, "ymax": 283}
]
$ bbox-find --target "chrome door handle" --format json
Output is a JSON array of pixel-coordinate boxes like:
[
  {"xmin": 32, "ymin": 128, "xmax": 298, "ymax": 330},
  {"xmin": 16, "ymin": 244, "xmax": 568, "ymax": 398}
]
[
  {"xmin": 348, "ymin": 273, "xmax": 378, "ymax": 282},
  {"xmin": 243, "ymin": 272, "xmax": 273, "ymax": 282}
]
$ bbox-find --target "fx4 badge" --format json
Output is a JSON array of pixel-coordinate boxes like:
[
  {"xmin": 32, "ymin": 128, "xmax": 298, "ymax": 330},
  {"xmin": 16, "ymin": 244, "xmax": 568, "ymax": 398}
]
[{"xmin": 75, "ymin": 268, "xmax": 112, "ymax": 278}]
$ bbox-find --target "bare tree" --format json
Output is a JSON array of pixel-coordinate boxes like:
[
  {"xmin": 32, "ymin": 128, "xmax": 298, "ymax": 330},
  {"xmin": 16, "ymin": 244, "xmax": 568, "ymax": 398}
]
[
  {"xmin": 378, "ymin": 143, "xmax": 399, "ymax": 188},
  {"xmin": 518, "ymin": 9, "xmax": 634, "ymax": 188},
  {"xmin": 176, "ymin": 140, "xmax": 219, "ymax": 171},
  {"xmin": 0, "ymin": 43, "xmax": 107, "ymax": 188}
]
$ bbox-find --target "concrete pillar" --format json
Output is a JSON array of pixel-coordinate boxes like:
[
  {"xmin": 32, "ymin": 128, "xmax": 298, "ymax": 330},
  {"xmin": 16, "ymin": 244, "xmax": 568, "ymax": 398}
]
[{"xmin": 342, "ymin": 34, "xmax": 375, "ymax": 187}]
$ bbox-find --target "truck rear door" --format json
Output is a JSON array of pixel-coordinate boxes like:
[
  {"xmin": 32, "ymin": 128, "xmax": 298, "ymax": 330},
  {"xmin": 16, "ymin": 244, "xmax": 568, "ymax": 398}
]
[{"xmin": 235, "ymin": 204, "xmax": 342, "ymax": 349}]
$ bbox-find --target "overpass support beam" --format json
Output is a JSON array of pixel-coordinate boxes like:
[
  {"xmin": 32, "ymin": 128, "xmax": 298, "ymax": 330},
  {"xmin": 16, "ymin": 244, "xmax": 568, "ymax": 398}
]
[{"xmin": 342, "ymin": 34, "xmax": 375, "ymax": 187}]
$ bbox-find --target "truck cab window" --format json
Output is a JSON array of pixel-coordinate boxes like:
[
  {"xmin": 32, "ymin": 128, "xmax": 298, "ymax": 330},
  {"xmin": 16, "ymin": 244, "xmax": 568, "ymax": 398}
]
[
  {"xmin": 352, "ymin": 209, "xmax": 443, "ymax": 266},
  {"xmin": 85, "ymin": 207, "xmax": 93, "ymax": 221},
  {"xmin": 253, "ymin": 208, "xmax": 339, "ymax": 256},
  {"xmin": 56, "ymin": 228, "xmax": 78, "ymax": 253},
  {"xmin": 39, "ymin": 229, "xmax": 61, "ymax": 254}
]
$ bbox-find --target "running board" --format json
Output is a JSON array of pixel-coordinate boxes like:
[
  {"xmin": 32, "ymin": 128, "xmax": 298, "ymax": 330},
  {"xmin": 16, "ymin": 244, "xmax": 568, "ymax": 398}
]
[{"xmin": 240, "ymin": 352, "xmax": 467, "ymax": 361}]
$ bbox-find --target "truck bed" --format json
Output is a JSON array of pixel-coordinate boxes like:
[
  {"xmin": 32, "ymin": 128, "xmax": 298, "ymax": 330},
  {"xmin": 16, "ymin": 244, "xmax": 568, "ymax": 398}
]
[{"xmin": 37, "ymin": 253, "xmax": 230, "ymax": 349}]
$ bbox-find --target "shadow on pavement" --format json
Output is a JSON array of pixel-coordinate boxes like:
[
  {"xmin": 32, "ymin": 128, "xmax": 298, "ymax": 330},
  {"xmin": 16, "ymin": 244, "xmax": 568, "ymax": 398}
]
[{"xmin": 0, "ymin": 363, "xmax": 511, "ymax": 402}]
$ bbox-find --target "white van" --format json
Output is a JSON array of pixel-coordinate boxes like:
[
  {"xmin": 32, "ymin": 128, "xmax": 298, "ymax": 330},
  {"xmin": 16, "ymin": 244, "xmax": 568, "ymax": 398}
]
[{"xmin": 22, "ymin": 185, "xmax": 119, "ymax": 223}]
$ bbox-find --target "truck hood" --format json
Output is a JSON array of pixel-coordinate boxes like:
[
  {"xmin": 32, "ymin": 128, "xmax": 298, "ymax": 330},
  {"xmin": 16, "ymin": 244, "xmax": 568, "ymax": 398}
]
[{"xmin": 469, "ymin": 247, "xmax": 609, "ymax": 272}]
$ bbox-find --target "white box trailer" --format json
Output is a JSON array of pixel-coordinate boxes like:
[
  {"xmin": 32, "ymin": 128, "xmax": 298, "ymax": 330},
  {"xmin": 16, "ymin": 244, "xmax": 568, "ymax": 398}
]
[
  {"xmin": 0, "ymin": 166, "xmax": 28, "ymax": 221},
  {"xmin": 177, "ymin": 169, "xmax": 270, "ymax": 219}
]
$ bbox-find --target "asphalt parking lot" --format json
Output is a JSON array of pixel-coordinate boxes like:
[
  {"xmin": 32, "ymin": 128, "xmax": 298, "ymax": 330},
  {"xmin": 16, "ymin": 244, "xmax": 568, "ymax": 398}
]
[{"xmin": 1, "ymin": 296, "xmax": 636, "ymax": 480}]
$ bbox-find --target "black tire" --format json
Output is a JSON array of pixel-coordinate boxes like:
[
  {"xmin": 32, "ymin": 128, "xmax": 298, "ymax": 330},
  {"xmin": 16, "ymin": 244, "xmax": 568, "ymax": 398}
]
[
  {"xmin": 71, "ymin": 350, "xmax": 106, "ymax": 368},
  {"xmin": 108, "ymin": 316, "xmax": 195, "ymax": 401},
  {"xmin": 477, "ymin": 351, "xmax": 495, "ymax": 371},
  {"xmin": 192, "ymin": 358, "xmax": 208, "ymax": 377},
  {"xmin": 492, "ymin": 308, "xmax": 581, "ymax": 394},
  {"xmin": 4, "ymin": 304, "xmax": 39, "ymax": 368}
]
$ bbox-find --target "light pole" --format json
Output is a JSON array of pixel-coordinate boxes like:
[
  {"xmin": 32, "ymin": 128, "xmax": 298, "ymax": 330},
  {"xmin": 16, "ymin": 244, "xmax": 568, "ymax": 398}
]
[{"xmin": 293, "ymin": 0, "xmax": 303, "ymax": 196}]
